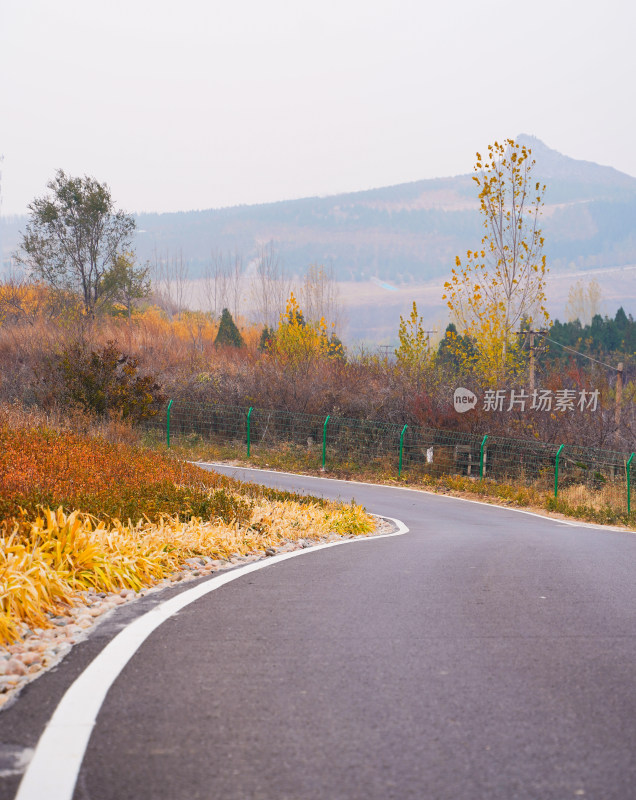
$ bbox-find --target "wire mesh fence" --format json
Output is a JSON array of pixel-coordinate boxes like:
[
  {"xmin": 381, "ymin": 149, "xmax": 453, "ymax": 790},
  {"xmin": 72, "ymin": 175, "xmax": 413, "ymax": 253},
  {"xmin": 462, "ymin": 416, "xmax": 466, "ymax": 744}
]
[{"xmin": 143, "ymin": 400, "xmax": 635, "ymax": 515}]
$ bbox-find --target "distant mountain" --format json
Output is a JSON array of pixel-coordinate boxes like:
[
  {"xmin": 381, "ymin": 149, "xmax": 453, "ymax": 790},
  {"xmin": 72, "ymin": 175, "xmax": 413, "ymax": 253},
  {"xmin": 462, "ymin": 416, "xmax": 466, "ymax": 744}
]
[
  {"xmin": 515, "ymin": 134, "xmax": 636, "ymax": 200},
  {"xmin": 3, "ymin": 136, "xmax": 636, "ymax": 284}
]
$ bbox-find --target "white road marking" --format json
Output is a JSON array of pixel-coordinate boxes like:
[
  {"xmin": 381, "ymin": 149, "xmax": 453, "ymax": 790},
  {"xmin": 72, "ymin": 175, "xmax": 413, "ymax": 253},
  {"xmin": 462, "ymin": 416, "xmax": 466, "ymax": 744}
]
[
  {"xmin": 16, "ymin": 515, "xmax": 408, "ymax": 800},
  {"xmin": 202, "ymin": 462, "xmax": 631, "ymax": 533}
]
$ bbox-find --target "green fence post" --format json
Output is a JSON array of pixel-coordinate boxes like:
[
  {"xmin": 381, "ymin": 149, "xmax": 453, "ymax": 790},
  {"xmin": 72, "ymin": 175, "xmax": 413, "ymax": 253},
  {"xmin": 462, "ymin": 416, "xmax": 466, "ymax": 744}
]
[
  {"xmin": 479, "ymin": 434, "xmax": 488, "ymax": 478},
  {"xmin": 166, "ymin": 399, "xmax": 174, "ymax": 448},
  {"xmin": 399, "ymin": 424, "xmax": 408, "ymax": 477},
  {"xmin": 554, "ymin": 444, "xmax": 565, "ymax": 498},
  {"xmin": 322, "ymin": 415, "xmax": 330, "ymax": 470},
  {"xmin": 627, "ymin": 453, "xmax": 634, "ymax": 514},
  {"xmin": 246, "ymin": 407, "xmax": 253, "ymax": 458}
]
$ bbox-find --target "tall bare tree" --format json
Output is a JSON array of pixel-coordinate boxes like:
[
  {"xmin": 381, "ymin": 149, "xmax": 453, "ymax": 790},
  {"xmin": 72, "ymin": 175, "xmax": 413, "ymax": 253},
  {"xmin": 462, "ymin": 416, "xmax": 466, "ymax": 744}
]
[
  {"xmin": 227, "ymin": 250, "xmax": 244, "ymax": 322},
  {"xmin": 565, "ymin": 279, "xmax": 603, "ymax": 326},
  {"xmin": 152, "ymin": 248, "xmax": 189, "ymax": 319},
  {"xmin": 250, "ymin": 241, "xmax": 290, "ymax": 328},
  {"xmin": 203, "ymin": 249, "xmax": 230, "ymax": 319},
  {"xmin": 299, "ymin": 261, "xmax": 342, "ymax": 328}
]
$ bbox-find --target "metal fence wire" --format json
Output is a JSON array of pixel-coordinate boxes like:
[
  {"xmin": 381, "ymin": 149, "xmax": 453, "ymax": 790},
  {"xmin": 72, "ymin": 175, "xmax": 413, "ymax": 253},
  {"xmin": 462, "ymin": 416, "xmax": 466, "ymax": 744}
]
[{"xmin": 144, "ymin": 401, "xmax": 635, "ymax": 514}]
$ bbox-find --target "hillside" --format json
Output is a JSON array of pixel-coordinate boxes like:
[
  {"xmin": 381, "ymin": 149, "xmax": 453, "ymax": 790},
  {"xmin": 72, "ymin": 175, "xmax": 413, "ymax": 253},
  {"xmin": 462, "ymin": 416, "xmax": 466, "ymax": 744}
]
[{"xmin": 2, "ymin": 136, "xmax": 636, "ymax": 288}]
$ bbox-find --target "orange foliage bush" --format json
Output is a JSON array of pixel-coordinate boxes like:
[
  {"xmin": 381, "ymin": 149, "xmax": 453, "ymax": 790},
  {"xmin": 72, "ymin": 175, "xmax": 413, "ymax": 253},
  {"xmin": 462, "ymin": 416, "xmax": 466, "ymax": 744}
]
[
  {"xmin": 0, "ymin": 421, "xmax": 239, "ymax": 524},
  {"xmin": 0, "ymin": 404, "xmax": 336, "ymax": 526}
]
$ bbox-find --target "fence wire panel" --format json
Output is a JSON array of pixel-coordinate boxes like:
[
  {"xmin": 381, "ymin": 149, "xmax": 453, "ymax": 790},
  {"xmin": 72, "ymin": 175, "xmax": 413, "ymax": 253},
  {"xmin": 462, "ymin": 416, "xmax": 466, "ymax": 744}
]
[
  {"xmin": 150, "ymin": 400, "xmax": 635, "ymax": 514},
  {"xmin": 400, "ymin": 427, "xmax": 478, "ymax": 479},
  {"xmin": 326, "ymin": 417, "xmax": 403, "ymax": 467},
  {"xmin": 251, "ymin": 408, "xmax": 324, "ymax": 449},
  {"xmin": 173, "ymin": 402, "xmax": 250, "ymax": 447},
  {"xmin": 481, "ymin": 435, "xmax": 559, "ymax": 487}
]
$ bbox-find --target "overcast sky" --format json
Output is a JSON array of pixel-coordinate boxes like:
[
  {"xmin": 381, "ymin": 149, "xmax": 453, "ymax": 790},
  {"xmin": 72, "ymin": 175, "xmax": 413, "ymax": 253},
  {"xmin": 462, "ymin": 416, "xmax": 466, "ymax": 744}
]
[{"xmin": 1, "ymin": 0, "xmax": 635, "ymax": 217}]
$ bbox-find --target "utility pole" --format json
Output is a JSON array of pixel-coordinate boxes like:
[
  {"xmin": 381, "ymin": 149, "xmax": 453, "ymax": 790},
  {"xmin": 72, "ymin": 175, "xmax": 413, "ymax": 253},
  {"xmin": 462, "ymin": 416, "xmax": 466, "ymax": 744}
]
[
  {"xmin": 615, "ymin": 361, "xmax": 624, "ymax": 441},
  {"xmin": 517, "ymin": 329, "xmax": 547, "ymax": 391},
  {"xmin": 424, "ymin": 329, "xmax": 438, "ymax": 350}
]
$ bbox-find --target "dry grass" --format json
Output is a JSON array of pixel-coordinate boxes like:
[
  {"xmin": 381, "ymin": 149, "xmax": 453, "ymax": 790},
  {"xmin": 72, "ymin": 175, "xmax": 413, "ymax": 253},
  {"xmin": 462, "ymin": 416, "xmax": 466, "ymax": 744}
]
[
  {"xmin": 559, "ymin": 482, "xmax": 625, "ymax": 512},
  {"xmin": 0, "ymin": 400, "xmax": 142, "ymax": 445},
  {"xmin": 0, "ymin": 500, "xmax": 372, "ymax": 645}
]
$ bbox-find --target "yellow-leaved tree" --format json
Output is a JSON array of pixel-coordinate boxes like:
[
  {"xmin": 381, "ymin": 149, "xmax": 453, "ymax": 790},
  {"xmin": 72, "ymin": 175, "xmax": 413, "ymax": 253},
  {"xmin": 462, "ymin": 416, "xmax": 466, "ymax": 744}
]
[
  {"xmin": 442, "ymin": 139, "xmax": 549, "ymax": 384},
  {"xmin": 395, "ymin": 301, "xmax": 433, "ymax": 379},
  {"xmin": 267, "ymin": 293, "xmax": 344, "ymax": 367}
]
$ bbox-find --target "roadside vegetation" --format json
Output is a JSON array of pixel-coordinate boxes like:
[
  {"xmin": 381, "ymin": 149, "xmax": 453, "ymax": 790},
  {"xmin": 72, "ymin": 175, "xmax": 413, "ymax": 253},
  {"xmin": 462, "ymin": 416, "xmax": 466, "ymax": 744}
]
[
  {"xmin": 0, "ymin": 404, "xmax": 372, "ymax": 645},
  {"xmin": 0, "ymin": 281, "xmax": 633, "ymax": 449},
  {"xmin": 2, "ymin": 158, "xmax": 633, "ymax": 453}
]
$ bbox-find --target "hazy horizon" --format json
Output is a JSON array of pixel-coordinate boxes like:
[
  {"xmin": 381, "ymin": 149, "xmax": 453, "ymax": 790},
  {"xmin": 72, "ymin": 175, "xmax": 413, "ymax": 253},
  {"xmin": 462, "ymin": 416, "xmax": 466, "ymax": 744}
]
[{"xmin": 2, "ymin": 0, "xmax": 635, "ymax": 218}]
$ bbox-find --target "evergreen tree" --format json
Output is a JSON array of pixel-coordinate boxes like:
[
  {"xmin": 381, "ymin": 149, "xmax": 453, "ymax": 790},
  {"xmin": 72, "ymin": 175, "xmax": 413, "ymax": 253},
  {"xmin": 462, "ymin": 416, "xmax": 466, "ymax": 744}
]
[
  {"xmin": 258, "ymin": 325, "xmax": 274, "ymax": 351},
  {"xmin": 615, "ymin": 307, "xmax": 629, "ymax": 332},
  {"xmin": 546, "ymin": 309, "xmax": 635, "ymax": 362},
  {"xmin": 436, "ymin": 323, "xmax": 477, "ymax": 373},
  {"xmin": 327, "ymin": 332, "xmax": 345, "ymax": 360},
  {"xmin": 590, "ymin": 314, "xmax": 607, "ymax": 350},
  {"xmin": 214, "ymin": 308, "xmax": 244, "ymax": 348}
]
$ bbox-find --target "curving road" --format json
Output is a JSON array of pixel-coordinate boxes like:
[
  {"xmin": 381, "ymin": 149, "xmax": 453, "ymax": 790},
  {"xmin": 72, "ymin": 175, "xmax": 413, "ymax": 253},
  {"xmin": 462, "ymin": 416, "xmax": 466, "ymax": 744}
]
[{"xmin": 4, "ymin": 465, "xmax": 636, "ymax": 799}]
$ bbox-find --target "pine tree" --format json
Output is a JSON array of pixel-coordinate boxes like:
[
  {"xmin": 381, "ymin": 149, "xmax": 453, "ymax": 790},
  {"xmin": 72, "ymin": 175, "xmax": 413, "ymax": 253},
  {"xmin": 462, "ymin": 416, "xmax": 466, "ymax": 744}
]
[
  {"xmin": 437, "ymin": 323, "xmax": 477, "ymax": 373},
  {"xmin": 214, "ymin": 308, "xmax": 244, "ymax": 348},
  {"xmin": 258, "ymin": 326, "xmax": 274, "ymax": 351}
]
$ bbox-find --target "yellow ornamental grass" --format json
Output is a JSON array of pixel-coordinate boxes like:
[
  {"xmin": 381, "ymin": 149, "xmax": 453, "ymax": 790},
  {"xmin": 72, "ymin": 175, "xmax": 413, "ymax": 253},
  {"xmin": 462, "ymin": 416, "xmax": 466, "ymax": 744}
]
[
  {"xmin": 0, "ymin": 498, "xmax": 372, "ymax": 644},
  {"xmin": 1, "ymin": 524, "xmax": 76, "ymax": 639}
]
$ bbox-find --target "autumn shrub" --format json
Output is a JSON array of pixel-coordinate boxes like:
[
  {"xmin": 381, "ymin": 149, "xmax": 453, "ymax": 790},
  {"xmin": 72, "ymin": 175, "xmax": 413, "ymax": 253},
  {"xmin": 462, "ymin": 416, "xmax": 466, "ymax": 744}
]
[{"xmin": 57, "ymin": 340, "xmax": 165, "ymax": 422}]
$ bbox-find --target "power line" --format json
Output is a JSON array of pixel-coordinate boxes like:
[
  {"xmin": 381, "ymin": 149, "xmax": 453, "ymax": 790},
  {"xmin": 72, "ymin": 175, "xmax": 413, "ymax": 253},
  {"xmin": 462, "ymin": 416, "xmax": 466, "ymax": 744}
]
[{"xmin": 537, "ymin": 333, "xmax": 619, "ymax": 371}]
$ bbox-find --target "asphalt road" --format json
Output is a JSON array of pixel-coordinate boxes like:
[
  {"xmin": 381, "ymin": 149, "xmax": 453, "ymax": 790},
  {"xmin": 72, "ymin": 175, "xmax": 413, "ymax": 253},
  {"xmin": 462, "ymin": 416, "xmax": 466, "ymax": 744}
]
[{"xmin": 4, "ymin": 466, "xmax": 636, "ymax": 799}]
